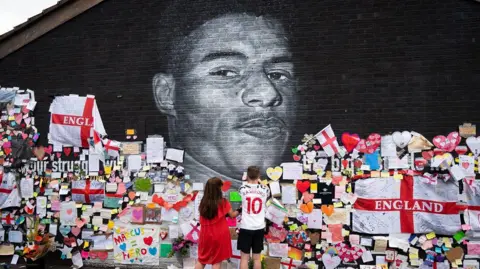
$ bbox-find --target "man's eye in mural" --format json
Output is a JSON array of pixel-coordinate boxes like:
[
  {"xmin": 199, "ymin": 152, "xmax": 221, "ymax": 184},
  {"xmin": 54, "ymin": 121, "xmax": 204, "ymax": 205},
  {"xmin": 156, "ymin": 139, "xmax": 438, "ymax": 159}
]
[
  {"xmin": 267, "ymin": 71, "xmax": 291, "ymax": 81},
  {"xmin": 208, "ymin": 69, "xmax": 238, "ymax": 77}
]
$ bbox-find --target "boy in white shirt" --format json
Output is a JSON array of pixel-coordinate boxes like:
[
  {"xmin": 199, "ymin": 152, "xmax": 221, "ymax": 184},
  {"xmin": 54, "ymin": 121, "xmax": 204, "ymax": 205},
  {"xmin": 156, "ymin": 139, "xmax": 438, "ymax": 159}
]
[{"xmin": 238, "ymin": 166, "xmax": 270, "ymax": 269}]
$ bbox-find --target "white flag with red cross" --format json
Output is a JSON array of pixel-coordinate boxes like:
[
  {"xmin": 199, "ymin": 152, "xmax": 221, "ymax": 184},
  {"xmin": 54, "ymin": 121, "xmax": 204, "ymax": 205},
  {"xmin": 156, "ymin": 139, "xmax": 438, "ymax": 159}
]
[
  {"xmin": 49, "ymin": 95, "xmax": 106, "ymax": 148},
  {"xmin": 315, "ymin": 125, "xmax": 340, "ymax": 157},
  {"xmin": 352, "ymin": 175, "xmax": 462, "ymax": 235},
  {"xmin": 103, "ymin": 138, "xmax": 121, "ymax": 158},
  {"xmin": 464, "ymin": 180, "xmax": 480, "ymax": 234},
  {"xmin": 0, "ymin": 172, "xmax": 20, "ymax": 209}
]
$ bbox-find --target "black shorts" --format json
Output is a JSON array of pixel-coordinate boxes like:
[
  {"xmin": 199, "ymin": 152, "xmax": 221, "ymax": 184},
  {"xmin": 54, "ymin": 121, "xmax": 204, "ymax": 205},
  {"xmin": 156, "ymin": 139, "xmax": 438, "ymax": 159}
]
[{"xmin": 237, "ymin": 229, "xmax": 265, "ymax": 254}]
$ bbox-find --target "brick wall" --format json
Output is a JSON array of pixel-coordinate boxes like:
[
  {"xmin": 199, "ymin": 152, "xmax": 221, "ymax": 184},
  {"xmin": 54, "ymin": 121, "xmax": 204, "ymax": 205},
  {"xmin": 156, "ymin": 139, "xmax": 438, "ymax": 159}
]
[{"xmin": 0, "ymin": 0, "xmax": 479, "ymax": 267}]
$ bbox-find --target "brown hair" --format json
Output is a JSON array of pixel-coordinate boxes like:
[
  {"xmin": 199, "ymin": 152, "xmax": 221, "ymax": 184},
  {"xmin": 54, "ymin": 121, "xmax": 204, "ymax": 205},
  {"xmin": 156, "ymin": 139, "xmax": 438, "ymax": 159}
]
[
  {"xmin": 247, "ymin": 166, "xmax": 260, "ymax": 180},
  {"xmin": 199, "ymin": 177, "xmax": 224, "ymax": 220}
]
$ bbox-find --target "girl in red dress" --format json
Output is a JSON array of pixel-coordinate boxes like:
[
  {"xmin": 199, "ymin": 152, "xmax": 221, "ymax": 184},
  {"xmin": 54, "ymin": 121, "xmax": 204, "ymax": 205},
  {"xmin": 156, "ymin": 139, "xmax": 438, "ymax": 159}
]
[{"xmin": 195, "ymin": 177, "xmax": 240, "ymax": 269}]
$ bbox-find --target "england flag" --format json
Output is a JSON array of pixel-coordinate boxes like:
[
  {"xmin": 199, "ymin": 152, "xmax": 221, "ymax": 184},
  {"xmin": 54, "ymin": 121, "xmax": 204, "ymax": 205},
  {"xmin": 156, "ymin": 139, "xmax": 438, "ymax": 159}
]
[
  {"xmin": 352, "ymin": 175, "xmax": 462, "ymax": 235},
  {"xmin": 315, "ymin": 125, "xmax": 340, "ymax": 157},
  {"xmin": 49, "ymin": 95, "xmax": 106, "ymax": 148}
]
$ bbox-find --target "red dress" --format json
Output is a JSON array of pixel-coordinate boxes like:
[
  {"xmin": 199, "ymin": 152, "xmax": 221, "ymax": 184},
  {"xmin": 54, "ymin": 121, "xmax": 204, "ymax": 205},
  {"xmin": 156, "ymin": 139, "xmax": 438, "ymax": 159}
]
[{"xmin": 198, "ymin": 198, "xmax": 232, "ymax": 265}]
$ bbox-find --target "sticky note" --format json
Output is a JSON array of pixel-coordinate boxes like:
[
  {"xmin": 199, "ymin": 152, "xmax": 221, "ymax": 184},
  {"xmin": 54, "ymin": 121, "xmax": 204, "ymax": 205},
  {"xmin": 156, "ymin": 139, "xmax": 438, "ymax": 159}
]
[
  {"xmin": 333, "ymin": 202, "xmax": 343, "ymax": 208},
  {"xmin": 229, "ymin": 191, "xmax": 242, "ymax": 202},
  {"xmin": 104, "ymin": 166, "xmax": 112, "ymax": 175},
  {"xmin": 453, "ymin": 231, "xmax": 465, "ymax": 242},
  {"xmin": 371, "ymin": 171, "xmax": 380, "ymax": 177},
  {"xmin": 289, "ymin": 224, "xmax": 298, "ymax": 231},
  {"xmin": 426, "ymin": 232, "xmax": 436, "ymax": 240},
  {"xmin": 381, "ymin": 171, "xmax": 390, "ymax": 178},
  {"xmin": 393, "ymin": 174, "xmax": 403, "ymax": 180},
  {"xmin": 84, "ymin": 241, "xmax": 90, "ymax": 248},
  {"xmin": 310, "ymin": 183, "xmax": 318, "ymax": 193}
]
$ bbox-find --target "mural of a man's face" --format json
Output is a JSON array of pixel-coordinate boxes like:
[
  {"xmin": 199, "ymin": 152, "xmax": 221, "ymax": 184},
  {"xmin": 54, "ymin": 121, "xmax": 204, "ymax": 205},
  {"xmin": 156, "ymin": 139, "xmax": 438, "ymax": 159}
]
[{"xmin": 154, "ymin": 14, "xmax": 297, "ymax": 179}]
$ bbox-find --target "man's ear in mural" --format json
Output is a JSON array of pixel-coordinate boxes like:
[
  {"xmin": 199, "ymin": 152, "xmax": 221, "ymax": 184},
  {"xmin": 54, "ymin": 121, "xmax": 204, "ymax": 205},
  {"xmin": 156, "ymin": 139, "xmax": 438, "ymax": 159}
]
[{"xmin": 153, "ymin": 73, "xmax": 176, "ymax": 118}]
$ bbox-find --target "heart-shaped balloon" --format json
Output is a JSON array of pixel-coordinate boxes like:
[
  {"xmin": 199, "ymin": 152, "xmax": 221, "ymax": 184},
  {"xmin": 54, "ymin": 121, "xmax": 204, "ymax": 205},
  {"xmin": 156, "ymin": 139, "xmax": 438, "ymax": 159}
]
[
  {"xmin": 266, "ymin": 167, "xmax": 283, "ymax": 181},
  {"xmin": 355, "ymin": 133, "xmax": 381, "ymax": 154},
  {"xmin": 392, "ymin": 131, "xmax": 412, "ymax": 148},
  {"xmin": 341, "ymin": 133, "xmax": 360, "ymax": 153},
  {"xmin": 466, "ymin": 136, "xmax": 480, "ymax": 156},
  {"xmin": 302, "ymin": 192, "xmax": 314, "ymax": 203},
  {"xmin": 433, "ymin": 132, "xmax": 461, "ymax": 152}
]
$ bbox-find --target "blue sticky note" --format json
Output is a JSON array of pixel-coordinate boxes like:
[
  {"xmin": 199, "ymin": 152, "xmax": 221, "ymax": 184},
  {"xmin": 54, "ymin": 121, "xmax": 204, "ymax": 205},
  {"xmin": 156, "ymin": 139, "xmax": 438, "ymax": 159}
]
[
  {"xmin": 365, "ymin": 151, "xmax": 380, "ymax": 170},
  {"xmin": 435, "ymin": 247, "xmax": 442, "ymax": 253},
  {"xmin": 104, "ymin": 196, "xmax": 122, "ymax": 208}
]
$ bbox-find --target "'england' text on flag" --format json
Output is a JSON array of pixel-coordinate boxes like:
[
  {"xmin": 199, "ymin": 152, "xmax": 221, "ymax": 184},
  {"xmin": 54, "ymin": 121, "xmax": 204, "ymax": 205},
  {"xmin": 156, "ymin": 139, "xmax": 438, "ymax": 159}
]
[{"xmin": 352, "ymin": 175, "xmax": 462, "ymax": 235}]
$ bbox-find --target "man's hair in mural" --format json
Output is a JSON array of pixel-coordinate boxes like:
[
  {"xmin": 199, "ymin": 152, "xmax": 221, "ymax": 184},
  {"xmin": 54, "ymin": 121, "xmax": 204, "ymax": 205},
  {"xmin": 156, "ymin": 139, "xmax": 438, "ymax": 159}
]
[{"xmin": 155, "ymin": 0, "xmax": 298, "ymax": 75}]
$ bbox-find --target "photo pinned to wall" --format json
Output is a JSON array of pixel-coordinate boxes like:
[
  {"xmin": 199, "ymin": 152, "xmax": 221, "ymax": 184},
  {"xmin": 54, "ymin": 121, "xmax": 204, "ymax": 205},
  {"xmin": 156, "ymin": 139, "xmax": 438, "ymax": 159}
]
[{"xmin": 145, "ymin": 207, "xmax": 162, "ymax": 224}]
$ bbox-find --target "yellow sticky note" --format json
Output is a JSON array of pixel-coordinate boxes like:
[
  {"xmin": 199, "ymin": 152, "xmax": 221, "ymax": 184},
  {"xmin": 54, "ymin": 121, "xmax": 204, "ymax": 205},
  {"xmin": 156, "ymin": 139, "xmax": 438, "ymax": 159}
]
[
  {"xmin": 126, "ymin": 129, "xmax": 135, "ymax": 135},
  {"xmin": 167, "ymin": 175, "xmax": 173, "ymax": 180},
  {"xmin": 128, "ymin": 201, "xmax": 134, "ymax": 205},
  {"xmin": 304, "ymin": 252, "xmax": 312, "ymax": 258},
  {"xmin": 342, "ymin": 229, "xmax": 350, "ymax": 237},
  {"xmin": 46, "ymin": 203, "xmax": 51, "ymax": 208},
  {"xmin": 393, "ymin": 174, "xmax": 403, "ymax": 180},
  {"xmin": 381, "ymin": 171, "xmax": 390, "ymax": 178},
  {"xmin": 8, "ymin": 116, "xmax": 14, "ymax": 121},
  {"xmin": 0, "ymin": 151, "xmax": 4, "ymax": 156},
  {"xmin": 111, "ymin": 209, "xmax": 118, "ymax": 214},
  {"xmin": 444, "ymin": 238, "xmax": 452, "ymax": 248},
  {"xmin": 104, "ymin": 166, "xmax": 112, "ymax": 175},
  {"xmin": 84, "ymin": 241, "xmax": 90, "ymax": 248},
  {"xmin": 409, "ymin": 253, "xmax": 419, "ymax": 260},
  {"xmin": 371, "ymin": 171, "xmax": 381, "ymax": 177},
  {"xmin": 143, "ymin": 166, "xmax": 151, "ymax": 171},
  {"xmin": 301, "ymin": 224, "xmax": 308, "ymax": 230},
  {"xmin": 94, "ymin": 226, "xmax": 99, "ymax": 231},
  {"xmin": 456, "ymin": 259, "xmax": 462, "ymax": 265},
  {"xmin": 82, "ymin": 205, "xmax": 87, "ymax": 211},
  {"xmin": 310, "ymin": 183, "xmax": 318, "ymax": 193},
  {"xmin": 289, "ymin": 224, "xmax": 298, "ymax": 231},
  {"xmin": 346, "ymin": 184, "xmax": 352, "ymax": 193},
  {"xmin": 426, "ymin": 232, "xmax": 436, "ymax": 240},
  {"xmin": 108, "ymin": 220, "xmax": 114, "ymax": 229},
  {"xmin": 334, "ymin": 202, "xmax": 343, "ymax": 208},
  {"xmin": 33, "ymin": 192, "xmax": 38, "ymax": 197},
  {"xmin": 185, "ymin": 183, "xmax": 191, "ymax": 191}
]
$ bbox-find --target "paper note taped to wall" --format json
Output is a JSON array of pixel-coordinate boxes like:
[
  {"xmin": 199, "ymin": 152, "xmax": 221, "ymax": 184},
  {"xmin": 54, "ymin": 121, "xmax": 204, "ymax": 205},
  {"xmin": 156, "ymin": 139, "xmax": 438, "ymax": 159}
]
[{"xmin": 166, "ymin": 148, "xmax": 184, "ymax": 163}]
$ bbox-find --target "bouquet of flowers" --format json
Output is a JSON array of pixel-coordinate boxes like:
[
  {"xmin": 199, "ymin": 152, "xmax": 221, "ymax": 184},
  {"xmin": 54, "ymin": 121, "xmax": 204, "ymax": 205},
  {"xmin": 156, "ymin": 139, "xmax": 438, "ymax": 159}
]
[{"xmin": 168, "ymin": 235, "xmax": 193, "ymax": 258}]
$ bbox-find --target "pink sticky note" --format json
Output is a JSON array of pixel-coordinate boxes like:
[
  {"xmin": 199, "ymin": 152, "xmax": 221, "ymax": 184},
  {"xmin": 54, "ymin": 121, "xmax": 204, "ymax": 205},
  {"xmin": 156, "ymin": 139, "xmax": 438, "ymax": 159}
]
[
  {"xmin": 462, "ymin": 224, "xmax": 472, "ymax": 231},
  {"xmin": 335, "ymin": 186, "xmax": 345, "ymax": 199},
  {"xmin": 467, "ymin": 242, "xmax": 480, "ymax": 255},
  {"xmin": 328, "ymin": 224, "xmax": 343, "ymax": 243}
]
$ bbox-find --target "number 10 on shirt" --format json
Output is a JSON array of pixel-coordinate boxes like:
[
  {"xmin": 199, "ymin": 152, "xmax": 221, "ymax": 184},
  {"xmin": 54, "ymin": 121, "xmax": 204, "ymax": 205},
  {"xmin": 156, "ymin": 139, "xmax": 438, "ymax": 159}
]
[{"xmin": 246, "ymin": 197, "xmax": 262, "ymax": 214}]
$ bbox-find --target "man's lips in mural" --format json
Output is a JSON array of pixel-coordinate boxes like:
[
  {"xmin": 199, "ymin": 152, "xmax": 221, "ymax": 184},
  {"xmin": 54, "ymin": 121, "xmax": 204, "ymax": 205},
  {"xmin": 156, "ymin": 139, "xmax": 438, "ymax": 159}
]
[{"xmin": 235, "ymin": 117, "xmax": 286, "ymax": 139}]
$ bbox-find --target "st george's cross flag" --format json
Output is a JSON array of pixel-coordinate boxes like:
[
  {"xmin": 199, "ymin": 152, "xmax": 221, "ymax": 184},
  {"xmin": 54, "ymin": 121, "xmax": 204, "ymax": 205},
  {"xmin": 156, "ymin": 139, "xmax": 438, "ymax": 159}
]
[
  {"xmin": 49, "ymin": 95, "xmax": 106, "ymax": 148},
  {"xmin": 352, "ymin": 175, "xmax": 463, "ymax": 235},
  {"xmin": 315, "ymin": 125, "xmax": 340, "ymax": 157},
  {"xmin": 463, "ymin": 179, "xmax": 480, "ymax": 233}
]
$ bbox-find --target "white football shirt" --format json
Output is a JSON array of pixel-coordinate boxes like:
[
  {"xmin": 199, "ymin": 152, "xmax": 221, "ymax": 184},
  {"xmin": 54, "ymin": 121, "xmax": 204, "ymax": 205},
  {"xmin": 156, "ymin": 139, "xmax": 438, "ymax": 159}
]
[{"xmin": 239, "ymin": 183, "xmax": 270, "ymax": 230}]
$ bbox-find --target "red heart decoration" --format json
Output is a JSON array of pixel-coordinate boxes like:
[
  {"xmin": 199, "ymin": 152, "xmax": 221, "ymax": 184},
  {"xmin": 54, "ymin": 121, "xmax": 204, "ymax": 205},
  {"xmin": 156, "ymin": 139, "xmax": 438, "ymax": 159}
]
[
  {"xmin": 296, "ymin": 180, "xmax": 310, "ymax": 193},
  {"xmin": 44, "ymin": 145, "xmax": 53, "ymax": 155},
  {"xmin": 3, "ymin": 148, "xmax": 11, "ymax": 155},
  {"xmin": 433, "ymin": 132, "xmax": 461, "ymax": 152},
  {"xmin": 455, "ymin": 146, "xmax": 468, "ymax": 155},
  {"xmin": 335, "ymin": 243, "xmax": 364, "ymax": 262},
  {"xmin": 355, "ymin": 133, "xmax": 381, "ymax": 154},
  {"xmin": 63, "ymin": 147, "xmax": 72, "ymax": 156},
  {"xmin": 302, "ymin": 192, "xmax": 314, "ymax": 203},
  {"xmin": 143, "ymin": 236, "xmax": 153, "ymax": 246},
  {"xmin": 422, "ymin": 150, "xmax": 434, "ymax": 160},
  {"xmin": 152, "ymin": 194, "xmax": 165, "ymax": 206},
  {"xmin": 341, "ymin": 160, "xmax": 349, "ymax": 169},
  {"xmin": 97, "ymin": 252, "xmax": 108, "ymax": 260},
  {"xmin": 314, "ymin": 145, "xmax": 321, "ymax": 151},
  {"xmin": 293, "ymin": 155, "xmax": 301, "ymax": 161},
  {"xmin": 354, "ymin": 160, "xmax": 363, "ymax": 168},
  {"xmin": 462, "ymin": 162, "xmax": 470, "ymax": 169},
  {"xmin": 341, "ymin": 133, "xmax": 361, "ymax": 153},
  {"xmin": 173, "ymin": 200, "xmax": 187, "ymax": 212},
  {"xmin": 222, "ymin": 181, "xmax": 232, "ymax": 192},
  {"xmin": 56, "ymin": 152, "xmax": 62, "ymax": 158},
  {"xmin": 160, "ymin": 230, "xmax": 168, "ymax": 240},
  {"xmin": 74, "ymin": 153, "xmax": 79, "ymax": 158}
]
